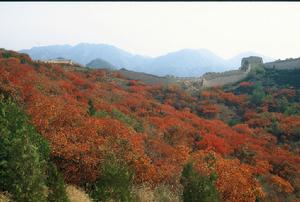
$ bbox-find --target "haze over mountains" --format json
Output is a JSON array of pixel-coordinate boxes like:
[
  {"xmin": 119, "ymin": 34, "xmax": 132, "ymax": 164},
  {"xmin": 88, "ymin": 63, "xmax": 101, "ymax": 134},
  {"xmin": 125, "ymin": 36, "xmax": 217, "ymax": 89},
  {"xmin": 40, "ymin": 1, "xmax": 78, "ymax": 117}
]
[{"xmin": 20, "ymin": 43, "xmax": 274, "ymax": 77}]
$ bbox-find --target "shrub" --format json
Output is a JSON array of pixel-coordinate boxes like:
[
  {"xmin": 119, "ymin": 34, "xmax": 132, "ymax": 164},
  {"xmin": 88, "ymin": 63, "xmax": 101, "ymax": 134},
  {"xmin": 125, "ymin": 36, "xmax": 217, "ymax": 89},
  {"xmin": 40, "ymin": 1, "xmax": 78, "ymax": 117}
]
[
  {"xmin": 250, "ymin": 84, "xmax": 265, "ymax": 106},
  {"xmin": 94, "ymin": 110, "xmax": 110, "ymax": 118},
  {"xmin": 180, "ymin": 162, "xmax": 219, "ymax": 202},
  {"xmin": 20, "ymin": 58, "xmax": 26, "ymax": 64},
  {"xmin": 2, "ymin": 52, "xmax": 11, "ymax": 59},
  {"xmin": 47, "ymin": 162, "xmax": 69, "ymax": 202},
  {"xmin": 94, "ymin": 108, "xmax": 144, "ymax": 133},
  {"xmin": 89, "ymin": 154, "xmax": 134, "ymax": 202},
  {"xmin": 0, "ymin": 95, "xmax": 68, "ymax": 202},
  {"xmin": 87, "ymin": 99, "xmax": 96, "ymax": 116},
  {"xmin": 0, "ymin": 96, "xmax": 48, "ymax": 201},
  {"xmin": 111, "ymin": 109, "xmax": 144, "ymax": 132}
]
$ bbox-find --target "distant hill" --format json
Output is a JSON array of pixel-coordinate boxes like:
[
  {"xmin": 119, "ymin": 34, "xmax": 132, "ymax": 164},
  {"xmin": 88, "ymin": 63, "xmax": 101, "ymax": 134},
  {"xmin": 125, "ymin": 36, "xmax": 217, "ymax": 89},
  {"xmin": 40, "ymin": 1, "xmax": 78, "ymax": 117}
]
[
  {"xmin": 86, "ymin": 58, "xmax": 116, "ymax": 70},
  {"xmin": 20, "ymin": 43, "xmax": 152, "ymax": 70},
  {"xmin": 20, "ymin": 43, "xmax": 274, "ymax": 77},
  {"xmin": 139, "ymin": 49, "xmax": 230, "ymax": 77}
]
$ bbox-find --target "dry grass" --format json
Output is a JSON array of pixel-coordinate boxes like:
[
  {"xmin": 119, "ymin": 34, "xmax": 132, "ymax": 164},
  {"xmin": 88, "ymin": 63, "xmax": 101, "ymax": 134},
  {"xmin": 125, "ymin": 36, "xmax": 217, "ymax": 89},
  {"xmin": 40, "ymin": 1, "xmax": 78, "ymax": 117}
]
[
  {"xmin": 132, "ymin": 184, "xmax": 180, "ymax": 202},
  {"xmin": 0, "ymin": 192, "xmax": 11, "ymax": 202},
  {"xmin": 66, "ymin": 185, "xmax": 92, "ymax": 202},
  {"xmin": 153, "ymin": 185, "xmax": 180, "ymax": 202},
  {"xmin": 132, "ymin": 184, "xmax": 155, "ymax": 202}
]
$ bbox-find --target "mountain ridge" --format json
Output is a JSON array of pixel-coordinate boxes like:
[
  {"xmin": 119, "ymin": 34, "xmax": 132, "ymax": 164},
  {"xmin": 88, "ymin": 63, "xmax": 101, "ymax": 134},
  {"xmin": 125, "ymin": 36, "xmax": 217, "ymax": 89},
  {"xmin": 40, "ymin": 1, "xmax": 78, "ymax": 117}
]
[{"xmin": 20, "ymin": 43, "xmax": 275, "ymax": 77}]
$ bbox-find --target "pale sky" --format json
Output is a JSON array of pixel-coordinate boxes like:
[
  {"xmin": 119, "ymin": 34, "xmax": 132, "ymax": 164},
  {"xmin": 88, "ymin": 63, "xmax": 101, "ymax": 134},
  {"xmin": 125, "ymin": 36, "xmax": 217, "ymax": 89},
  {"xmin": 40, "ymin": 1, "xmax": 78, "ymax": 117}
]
[{"xmin": 0, "ymin": 2, "xmax": 300, "ymax": 59}]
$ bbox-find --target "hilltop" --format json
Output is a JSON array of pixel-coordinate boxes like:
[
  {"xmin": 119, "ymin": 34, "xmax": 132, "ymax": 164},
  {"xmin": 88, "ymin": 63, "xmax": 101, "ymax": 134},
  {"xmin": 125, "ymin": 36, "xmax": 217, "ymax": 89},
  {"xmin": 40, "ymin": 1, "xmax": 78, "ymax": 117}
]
[
  {"xmin": 86, "ymin": 58, "xmax": 117, "ymax": 70},
  {"xmin": 0, "ymin": 49, "xmax": 299, "ymax": 202}
]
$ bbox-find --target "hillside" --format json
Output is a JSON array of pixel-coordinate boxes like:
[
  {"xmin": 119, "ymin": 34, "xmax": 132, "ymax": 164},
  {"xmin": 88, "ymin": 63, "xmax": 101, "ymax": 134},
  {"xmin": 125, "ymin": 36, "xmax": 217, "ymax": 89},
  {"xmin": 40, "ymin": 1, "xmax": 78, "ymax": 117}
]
[
  {"xmin": 20, "ymin": 43, "xmax": 274, "ymax": 77},
  {"xmin": 0, "ymin": 49, "xmax": 299, "ymax": 202}
]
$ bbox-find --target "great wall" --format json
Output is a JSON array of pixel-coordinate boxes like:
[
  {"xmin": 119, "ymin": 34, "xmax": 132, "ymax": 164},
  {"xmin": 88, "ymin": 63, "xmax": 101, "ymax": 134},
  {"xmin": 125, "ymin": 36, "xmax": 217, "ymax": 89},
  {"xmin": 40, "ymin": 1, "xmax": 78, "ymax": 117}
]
[
  {"xmin": 264, "ymin": 57, "xmax": 300, "ymax": 70},
  {"xmin": 193, "ymin": 56, "xmax": 300, "ymax": 89},
  {"xmin": 199, "ymin": 56, "xmax": 261, "ymax": 88}
]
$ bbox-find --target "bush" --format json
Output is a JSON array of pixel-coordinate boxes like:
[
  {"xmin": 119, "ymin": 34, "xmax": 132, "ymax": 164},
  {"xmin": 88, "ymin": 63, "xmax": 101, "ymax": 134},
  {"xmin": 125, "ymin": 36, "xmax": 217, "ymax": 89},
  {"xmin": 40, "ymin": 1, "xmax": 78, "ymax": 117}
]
[
  {"xmin": 111, "ymin": 109, "xmax": 144, "ymax": 132},
  {"xmin": 180, "ymin": 162, "xmax": 219, "ymax": 202},
  {"xmin": 94, "ymin": 108, "xmax": 144, "ymax": 133},
  {"xmin": 250, "ymin": 84, "xmax": 265, "ymax": 106},
  {"xmin": 2, "ymin": 52, "xmax": 11, "ymax": 59},
  {"xmin": 227, "ymin": 118, "xmax": 241, "ymax": 126},
  {"xmin": 0, "ymin": 95, "xmax": 48, "ymax": 201},
  {"xmin": 94, "ymin": 110, "xmax": 110, "ymax": 118},
  {"xmin": 0, "ymin": 95, "xmax": 68, "ymax": 202},
  {"xmin": 47, "ymin": 162, "xmax": 69, "ymax": 202},
  {"xmin": 20, "ymin": 58, "xmax": 26, "ymax": 64},
  {"xmin": 89, "ymin": 155, "xmax": 134, "ymax": 202},
  {"xmin": 87, "ymin": 99, "xmax": 96, "ymax": 116}
]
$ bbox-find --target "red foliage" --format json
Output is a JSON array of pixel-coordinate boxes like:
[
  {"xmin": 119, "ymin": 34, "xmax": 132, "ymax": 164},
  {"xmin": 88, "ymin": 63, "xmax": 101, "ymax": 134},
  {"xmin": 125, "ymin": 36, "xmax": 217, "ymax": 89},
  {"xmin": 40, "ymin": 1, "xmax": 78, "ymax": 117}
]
[
  {"xmin": 0, "ymin": 52, "xmax": 299, "ymax": 201},
  {"xmin": 239, "ymin": 81, "xmax": 253, "ymax": 87}
]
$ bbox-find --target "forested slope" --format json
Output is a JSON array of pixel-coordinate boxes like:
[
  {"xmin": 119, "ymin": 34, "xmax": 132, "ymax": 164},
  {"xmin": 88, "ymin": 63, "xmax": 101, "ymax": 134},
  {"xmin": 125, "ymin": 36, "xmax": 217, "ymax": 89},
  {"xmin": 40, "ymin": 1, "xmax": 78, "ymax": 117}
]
[{"xmin": 0, "ymin": 49, "xmax": 299, "ymax": 202}]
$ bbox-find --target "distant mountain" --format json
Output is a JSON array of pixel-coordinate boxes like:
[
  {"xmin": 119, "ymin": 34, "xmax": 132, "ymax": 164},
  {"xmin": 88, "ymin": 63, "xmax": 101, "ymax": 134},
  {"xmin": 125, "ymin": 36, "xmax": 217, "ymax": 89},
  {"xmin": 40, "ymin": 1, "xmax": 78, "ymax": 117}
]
[
  {"xmin": 140, "ymin": 49, "xmax": 230, "ymax": 77},
  {"xmin": 20, "ymin": 43, "xmax": 274, "ymax": 77},
  {"xmin": 20, "ymin": 43, "xmax": 152, "ymax": 70},
  {"xmin": 86, "ymin": 58, "xmax": 116, "ymax": 70},
  {"xmin": 227, "ymin": 51, "xmax": 275, "ymax": 68}
]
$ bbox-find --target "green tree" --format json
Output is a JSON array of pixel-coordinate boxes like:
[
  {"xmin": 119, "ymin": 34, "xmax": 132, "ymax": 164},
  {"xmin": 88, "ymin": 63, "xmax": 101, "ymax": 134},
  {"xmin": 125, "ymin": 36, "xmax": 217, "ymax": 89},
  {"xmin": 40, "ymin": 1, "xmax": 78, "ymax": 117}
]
[
  {"xmin": 87, "ymin": 99, "xmax": 96, "ymax": 116},
  {"xmin": 250, "ymin": 84, "xmax": 265, "ymax": 106},
  {"xmin": 0, "ymin": 96, "xmax": 48, "ymax": 201},
  {"xmin": 2, "ymin": 52, "xmax": 11, "ymax": 59},
  {"xmin": 47, "ymin": 162, "xmax": 69, "ymax": 202},
  {"xmin": 180, "ymin": 162, "xmax": 219, "ymax": 202},
  {"xmin": 0, "ymin": 95, "xmax": 68, "ymax": 202},
  {"xmin": 89, "ymin": 154, "xmax": 133, "ymax": 202}
]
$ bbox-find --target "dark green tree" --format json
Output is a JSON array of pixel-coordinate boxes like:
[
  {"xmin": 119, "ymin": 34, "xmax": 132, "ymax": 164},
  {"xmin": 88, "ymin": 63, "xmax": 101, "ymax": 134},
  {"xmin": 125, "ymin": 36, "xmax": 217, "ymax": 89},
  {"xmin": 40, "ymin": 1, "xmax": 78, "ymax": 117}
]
[
  {"xmin": 0, "ymin": 96, "xmax": 48, "ymax": 201},
  {"xmin": 47, "ymin": 162, "xmax": 69, "ymax": 202},
  {"xmin": 89, "ymin": 154, "xmax": 133, "ymax": 202},
  {"xmin": 87, "ymin": 99, "xmax": 96, "ymax": 116},
  {"xmin": 250, "ymin": 84, "xmax": 265, "ymax": 106},
  {"xmin": 180, "ymin": 162, "xmax": 219, "ymax": 202},
  {"xmin": 0, "ymin": 95, "xmax": 69, "ymax": 202}
]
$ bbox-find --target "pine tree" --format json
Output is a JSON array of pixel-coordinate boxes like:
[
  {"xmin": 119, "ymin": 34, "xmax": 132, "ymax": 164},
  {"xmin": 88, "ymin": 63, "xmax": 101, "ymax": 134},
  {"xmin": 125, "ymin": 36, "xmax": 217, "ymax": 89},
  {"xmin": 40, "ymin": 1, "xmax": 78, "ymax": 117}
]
[
  {"xmin": 180, "ymin": 162, "xmax": 219, "ymax": 202},
  {"xmin": 88, "ymin": 99, "xmax": 96, "ymax": 116},
  {"xmin": 47, "ymin": 162, "xmax": 69, "ymax": 202}
]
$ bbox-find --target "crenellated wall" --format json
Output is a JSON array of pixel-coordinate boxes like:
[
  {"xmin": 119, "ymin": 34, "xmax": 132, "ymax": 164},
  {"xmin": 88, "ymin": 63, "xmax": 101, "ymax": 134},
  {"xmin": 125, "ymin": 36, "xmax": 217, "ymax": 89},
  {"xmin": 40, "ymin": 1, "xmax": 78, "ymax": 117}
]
[
  {"xmin": 200, "ymin": 56, "xmax": 261, "ymax": 88},
  {"xmin": 201, "ymin": 68, "xmax": 251, "ymax": 88},
  {"xmin": 264, "ymin": 58, "xmax": 300, "ymax": 70},
  {"xmin": 182, "ymin": 56, "xmax": 300, "ymax": 90}
]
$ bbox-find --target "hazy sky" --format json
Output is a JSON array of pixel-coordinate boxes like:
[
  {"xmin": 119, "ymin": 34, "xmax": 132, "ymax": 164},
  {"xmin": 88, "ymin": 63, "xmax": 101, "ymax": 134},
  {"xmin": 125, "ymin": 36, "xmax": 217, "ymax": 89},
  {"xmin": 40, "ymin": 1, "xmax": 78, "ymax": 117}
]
[{"xmin": 0, "ymin": 2, "xmax": 300, "ymax": 59}]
